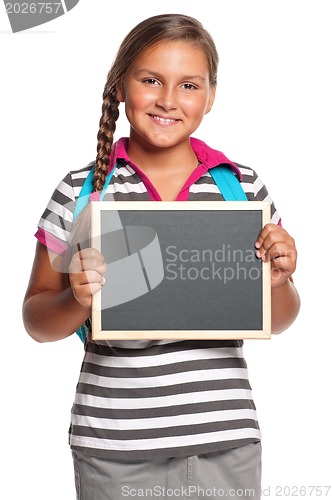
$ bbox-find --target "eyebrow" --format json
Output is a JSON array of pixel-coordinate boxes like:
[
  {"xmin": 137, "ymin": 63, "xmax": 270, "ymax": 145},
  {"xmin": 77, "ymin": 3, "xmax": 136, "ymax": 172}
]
[{"xmin": 135, "ymin": 68, "xmax": 207, "ymax": 82}]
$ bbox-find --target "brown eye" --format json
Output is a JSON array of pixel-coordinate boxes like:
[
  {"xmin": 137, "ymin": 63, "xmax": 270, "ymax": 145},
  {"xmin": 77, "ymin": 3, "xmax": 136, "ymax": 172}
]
[
  {"xmin": 182, "ymin": 83, "xmax": 197, "ymax": 90},
  {"xmin": 143, "ymin": 78, "xmax": 160, "ymax": 86}
]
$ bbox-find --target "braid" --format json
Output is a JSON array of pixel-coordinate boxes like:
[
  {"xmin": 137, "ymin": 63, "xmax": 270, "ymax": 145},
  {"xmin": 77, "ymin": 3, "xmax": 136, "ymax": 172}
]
[{"xmin": 94, "ymin": 86, "xmax": 119, "ymax": 193}]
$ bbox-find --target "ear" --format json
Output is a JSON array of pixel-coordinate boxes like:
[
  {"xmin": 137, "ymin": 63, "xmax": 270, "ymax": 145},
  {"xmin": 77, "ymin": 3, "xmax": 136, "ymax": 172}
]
[
  {"xmin": 115, "ymin": 82, "xmax": 125, "ymax": 103},
  {"xmin": 205, "ymin": 85, "xmax": 216, "ymax": 115}
]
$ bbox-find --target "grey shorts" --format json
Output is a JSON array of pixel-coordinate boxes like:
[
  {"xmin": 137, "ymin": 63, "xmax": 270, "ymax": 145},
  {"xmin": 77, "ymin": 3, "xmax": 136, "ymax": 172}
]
[{"xmin": 72, "ymin": 442, "xmax": 262, "ymax": 500}]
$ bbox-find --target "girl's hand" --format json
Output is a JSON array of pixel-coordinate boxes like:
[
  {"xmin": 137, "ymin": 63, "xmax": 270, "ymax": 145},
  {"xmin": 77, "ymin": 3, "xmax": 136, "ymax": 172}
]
[
  {"xmin": 69, "ymin": 248, "xmax": 106, "ymax": 308},
  {"xmin": 255, "ymin": 224, "xmax": 297, "ymax": 289}
]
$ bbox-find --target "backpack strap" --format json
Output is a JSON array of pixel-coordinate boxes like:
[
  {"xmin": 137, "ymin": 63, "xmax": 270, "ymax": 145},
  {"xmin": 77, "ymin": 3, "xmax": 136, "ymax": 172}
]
[
  {"xmin": 209, "ymin": 165, "xmax": 247, "ymax": 201},
  {"xmin": 75, "ymin": 324, "xmax": 88, "ymax": 343},
  {"xmin": 73, "ymin": 163, "xmax": 118, "ymax": 221}
]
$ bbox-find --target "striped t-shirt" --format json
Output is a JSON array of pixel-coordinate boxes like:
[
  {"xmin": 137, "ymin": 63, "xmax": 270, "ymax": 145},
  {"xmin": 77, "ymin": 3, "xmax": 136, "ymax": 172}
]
[{"xmin": 36, "ymin": 137, "xmax": 280, "ymax": 460}]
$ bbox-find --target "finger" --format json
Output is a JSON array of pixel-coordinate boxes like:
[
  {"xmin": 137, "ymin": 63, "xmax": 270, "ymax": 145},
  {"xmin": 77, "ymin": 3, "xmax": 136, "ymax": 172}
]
[
  {"xmin": 88, "ymin": 281, "xmax": 104, "ymax": 295},
  {"xmin": 70, "ymin": 253, "xmax": 106, "ymax": 275},
  {"xmin": 270, "ymin": 256, "xmax": 297, "ymax": 275},
  {"xmin": 80, "ymin": 257, "xmax": 107, "ymax": 274},
  {"xmin": 77, "ymin": 248, "xmax": 105, "ymax": 267},
  {"xmin": 271, "ymin": 267, "xmax": 288, "ymax": 283},
  {"xmin": 256, "ymin": 232, "xmax": 295, "ymax": 260},
  {"xmin": 255, "ymin": 223, "xmax": 292, "ymax": 250},
  {"xmin": 85, "ymin": 270, "xmax": 106, "ymax": 286},
  {"xmin": 261, "ymin": 242, "xmax": 297, "ymax": 261},
  {"xmin": 72, "ymin": 283, "xmax": 102, "ymax": 308},
  {"xmin": 71, "ymin": 270, "xmax": 106, "ymax": 287},
  {"xmin": 76, "ymin": 247, "xmax": 105, "ymax": 261},
  {"xmin": 255, "ymin": 223, "xmax": 281, "ymax": 249}
]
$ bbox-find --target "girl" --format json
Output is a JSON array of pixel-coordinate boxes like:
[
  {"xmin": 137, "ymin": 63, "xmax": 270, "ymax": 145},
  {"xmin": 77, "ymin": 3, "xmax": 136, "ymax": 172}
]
[{"xmin": 23, "ymin": 13, "xmax": 300, "ymax": 500}]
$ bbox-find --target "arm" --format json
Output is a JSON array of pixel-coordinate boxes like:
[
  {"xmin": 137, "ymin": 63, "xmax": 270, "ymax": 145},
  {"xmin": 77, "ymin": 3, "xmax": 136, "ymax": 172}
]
[
  {"xmin": 23, "ymin": 242, "xmax": 106, "ymax": 343},
  {"xmin": 255, "ymin": 224, "xmax": 300, "ymax": 334}
]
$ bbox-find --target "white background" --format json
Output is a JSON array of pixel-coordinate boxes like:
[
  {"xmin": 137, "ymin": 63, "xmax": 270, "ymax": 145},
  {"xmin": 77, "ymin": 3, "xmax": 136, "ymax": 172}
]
[{"xmin": 1, "ymin": 1, "xmax": 331, "ymax": 499}]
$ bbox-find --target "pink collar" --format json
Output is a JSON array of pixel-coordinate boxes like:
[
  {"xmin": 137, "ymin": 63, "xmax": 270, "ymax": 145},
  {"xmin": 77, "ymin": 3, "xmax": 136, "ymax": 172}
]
[
  {"xmin": 108, "ymin": 137, "xmax": 242, "ymax": 180},
  {"xmin": 102, "ymin": 137, "xmax": 242, "ymax": 201}
]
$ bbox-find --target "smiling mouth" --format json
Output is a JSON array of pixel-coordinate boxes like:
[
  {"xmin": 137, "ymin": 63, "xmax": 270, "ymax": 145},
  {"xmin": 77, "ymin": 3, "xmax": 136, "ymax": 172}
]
[{"xmin": 148, "ymin": 114, "xmax": 180, "ymax": 124}]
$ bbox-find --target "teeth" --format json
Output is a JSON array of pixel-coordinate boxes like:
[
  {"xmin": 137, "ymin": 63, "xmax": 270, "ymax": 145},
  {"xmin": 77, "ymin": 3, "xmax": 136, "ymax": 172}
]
[{"xmin": 152, "ymin": 115, "xmax": 177, "ymax": 123}]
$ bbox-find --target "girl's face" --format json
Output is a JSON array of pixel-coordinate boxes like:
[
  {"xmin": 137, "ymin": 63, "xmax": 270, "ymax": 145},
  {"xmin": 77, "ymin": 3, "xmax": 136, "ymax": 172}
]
[{"xmin": 116, "ymin": 40, "xmax": 216, "ymax": 151}]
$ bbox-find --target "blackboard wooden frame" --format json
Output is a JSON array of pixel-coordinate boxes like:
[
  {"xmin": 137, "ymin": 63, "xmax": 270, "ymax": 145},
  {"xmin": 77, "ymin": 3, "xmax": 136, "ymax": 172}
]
[{"xmin": 91, "ymin": 201, "xmax": 271, "ymax": 340}]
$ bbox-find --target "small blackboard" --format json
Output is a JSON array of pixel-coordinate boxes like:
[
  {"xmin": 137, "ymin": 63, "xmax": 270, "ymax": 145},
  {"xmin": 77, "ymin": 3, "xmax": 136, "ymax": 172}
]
[{"xmin": 91, "ymin": 201, "xmax": 271, "ymax": 340}]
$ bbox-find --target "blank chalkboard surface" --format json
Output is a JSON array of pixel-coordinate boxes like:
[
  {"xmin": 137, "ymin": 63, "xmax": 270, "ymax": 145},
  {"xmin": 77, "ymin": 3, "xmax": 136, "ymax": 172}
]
[{"xmin": 91, "ymin": 201, "xmax": 271, "ymax": 340}]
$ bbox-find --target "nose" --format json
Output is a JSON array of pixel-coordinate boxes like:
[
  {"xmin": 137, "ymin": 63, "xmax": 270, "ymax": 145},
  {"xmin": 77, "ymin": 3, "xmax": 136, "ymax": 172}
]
[{"xmin": 156, "ymin": 86, "xmax": 177, "ymax": 111}]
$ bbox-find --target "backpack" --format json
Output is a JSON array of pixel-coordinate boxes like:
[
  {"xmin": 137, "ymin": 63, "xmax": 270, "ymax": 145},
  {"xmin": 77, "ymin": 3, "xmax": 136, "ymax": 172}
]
[{"xmin": 73, "ymin": 162, "xmax": 247, "ymax": 342}]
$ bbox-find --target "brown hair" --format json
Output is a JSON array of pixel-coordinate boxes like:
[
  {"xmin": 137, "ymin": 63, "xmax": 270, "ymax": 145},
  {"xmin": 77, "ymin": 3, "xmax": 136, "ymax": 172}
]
[{"xmin": 94, "ymin": 13, "xmax": 219, "ymax": 192}]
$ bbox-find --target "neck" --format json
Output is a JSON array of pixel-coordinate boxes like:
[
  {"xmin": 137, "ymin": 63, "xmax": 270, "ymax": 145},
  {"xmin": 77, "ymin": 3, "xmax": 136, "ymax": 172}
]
[{"xmin": 126, "ymin": 137, "xmax": 198, "ymax": 174}]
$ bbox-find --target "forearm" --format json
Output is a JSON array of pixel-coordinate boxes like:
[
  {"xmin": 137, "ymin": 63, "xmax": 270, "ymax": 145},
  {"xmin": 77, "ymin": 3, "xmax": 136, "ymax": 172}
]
[
  {"xmin": 271, "ymin": 279, "xmax": 300, "ymax": 334},
  {"xmin": 23, "ymin": 286, "xmax": 91, "ymax": 343}
]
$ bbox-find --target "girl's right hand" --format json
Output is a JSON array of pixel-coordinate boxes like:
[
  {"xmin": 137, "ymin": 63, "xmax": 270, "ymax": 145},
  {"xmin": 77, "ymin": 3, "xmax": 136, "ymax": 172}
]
[{"xmin": 69, "ymin": 248, "xmax": 106, "ymax": 309}]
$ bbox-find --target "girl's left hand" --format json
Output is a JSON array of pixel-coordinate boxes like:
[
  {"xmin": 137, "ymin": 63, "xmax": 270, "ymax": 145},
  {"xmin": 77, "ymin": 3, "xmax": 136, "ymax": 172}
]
[{"xmin": 255, "ymin": 223, "xmax": 297, "ymax": 288}]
